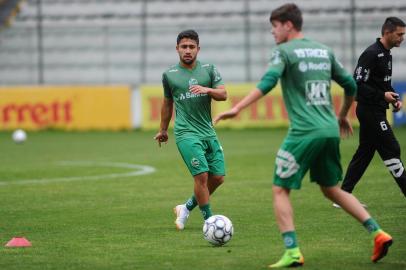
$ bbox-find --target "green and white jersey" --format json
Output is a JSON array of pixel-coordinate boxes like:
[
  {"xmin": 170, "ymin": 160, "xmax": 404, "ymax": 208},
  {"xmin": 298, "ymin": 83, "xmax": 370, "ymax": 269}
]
[
  {"xmin": 257, "ymin": 38, "xmax": 356, "ymax": 139},
  {"xmin": 162, "ymin": 61, "xmax": 224, "ymax": 142}
]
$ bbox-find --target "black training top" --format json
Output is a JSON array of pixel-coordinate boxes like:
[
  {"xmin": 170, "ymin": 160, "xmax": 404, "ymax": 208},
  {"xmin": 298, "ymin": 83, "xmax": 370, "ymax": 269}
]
[{"xmin": 353, "ymin": 38, "xmax": 395, "ymax": 109}]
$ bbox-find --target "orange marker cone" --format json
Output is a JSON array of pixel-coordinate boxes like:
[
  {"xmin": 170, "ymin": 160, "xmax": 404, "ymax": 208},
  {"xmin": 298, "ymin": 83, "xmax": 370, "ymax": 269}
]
[{"xmin": 5, "ymin": 237, "xmax": 32, "ymax": 247}]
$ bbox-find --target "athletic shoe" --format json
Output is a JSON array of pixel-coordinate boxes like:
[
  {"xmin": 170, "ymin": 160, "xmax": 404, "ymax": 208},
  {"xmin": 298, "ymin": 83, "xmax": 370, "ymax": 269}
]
[
  {"xmin": 269, "ymin": 248, "xmax": 304, "ymax": 268},
  {"xmin": 332, "ymin": 202, "xmax": 368, "ymax": 208},
  {"xmin": 173, "ymin": 204, "xmax": 190, "ymax": 230},
  {"xmin": 332, "ymin": 203, "xmax": 341, "ymax": 208},
  {"xmin": 371, "ymin": 231, "xmax": 393, "ymax": 263}
]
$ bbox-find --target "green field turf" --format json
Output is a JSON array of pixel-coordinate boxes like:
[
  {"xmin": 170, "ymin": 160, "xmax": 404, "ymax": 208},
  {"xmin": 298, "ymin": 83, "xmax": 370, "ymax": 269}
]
[{"xmin": 0, "ymin": 128, "xmax": 405, "ymax": 270}]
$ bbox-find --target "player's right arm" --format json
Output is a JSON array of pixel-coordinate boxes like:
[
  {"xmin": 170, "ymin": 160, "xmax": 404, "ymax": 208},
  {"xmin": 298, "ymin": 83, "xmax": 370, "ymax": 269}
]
[
  {"xmin": 154, "ymin": 73, "xmax": 174, "ymax": 147},
  {"xmin": 338, "ymin": 95, "xmax": 355, "ymax": 138},
  {"xmin": 213, "ymin": 89, "xmax": 263, "ymax": 123},
  {"xmin": 331, "ymin": 53, "xmax": 356, "ymax": 138},
  {"xmin": 214, "ymin": 48, "xmax": 284, "ymax": 124},
  {"xmin": 154, "ymin": 97, "xmax": 173, "ymax": 147}
]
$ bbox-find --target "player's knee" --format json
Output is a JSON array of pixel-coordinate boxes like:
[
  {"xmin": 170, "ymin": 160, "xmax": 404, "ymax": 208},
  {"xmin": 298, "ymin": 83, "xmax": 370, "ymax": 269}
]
[
  {"xmin": 320, "ymin": 186, "xmax": 337, "ymax": 200},
  {"xmin": 194, "ymin": 172, "xmax": 209, "ymax": 185},
  {"xmin": 272, "ymin": 185, "xmax": 289, "ymax": 196},
  {"xmin": 211, "ymin": 175, "xmax": 224, "ymax": 186}
]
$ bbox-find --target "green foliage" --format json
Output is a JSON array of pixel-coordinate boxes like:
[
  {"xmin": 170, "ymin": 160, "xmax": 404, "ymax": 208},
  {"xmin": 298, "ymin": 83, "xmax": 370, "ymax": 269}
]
[{"xmin": 0, "ymin": 128, "xmax": 405, "ymax": 270}]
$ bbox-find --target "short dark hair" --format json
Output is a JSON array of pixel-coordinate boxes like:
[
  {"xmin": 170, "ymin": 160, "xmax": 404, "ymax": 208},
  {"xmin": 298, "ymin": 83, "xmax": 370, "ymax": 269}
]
[
  {"xmin": 381, "ymin": 17, "xmax": 406, "ymax": 35},
  {"xmin": 270, "ymin": 3, "xmax": 303, "ymax": 31},
  {"xmin": 177, "ymin": 29, "xmax": 199, "ymax": 45}
]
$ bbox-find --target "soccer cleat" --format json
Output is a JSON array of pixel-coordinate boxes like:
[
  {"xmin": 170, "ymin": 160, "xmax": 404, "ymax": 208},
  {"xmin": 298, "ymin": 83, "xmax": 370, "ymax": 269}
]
[
  {"xmin": 269, "ymin": 248, "xmax": 304, "ymax": 268},
  {"xmin": 371, "ymin": 231, "xmax": 393, "ymax": 263},
  {"xmin": 173, "ymin": 204, "xmax": 190, "ymax": 230},
  {"xmin": 332, "ymin": 202, "xmax": 367, "ymax": 209},
  {"xmin": 332, "ymin": 203, "xmax": 341, "ymax": 208}
]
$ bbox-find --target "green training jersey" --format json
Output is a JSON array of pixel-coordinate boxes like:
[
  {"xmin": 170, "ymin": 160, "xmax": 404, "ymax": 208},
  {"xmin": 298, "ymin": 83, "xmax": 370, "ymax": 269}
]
[
  {"xmin": 162, "ymin": 61, "xmax": 224, "ymax": 142},
  {"xmin": 257, "ymin": 38, "xmax": 356, "ymax": 139}
]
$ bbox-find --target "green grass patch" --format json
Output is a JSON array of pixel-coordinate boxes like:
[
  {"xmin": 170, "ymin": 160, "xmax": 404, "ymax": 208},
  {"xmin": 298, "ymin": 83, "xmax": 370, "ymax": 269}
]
[{"xmin": 0, "ymin": 128, "xmax": 405, "ymax": 269}]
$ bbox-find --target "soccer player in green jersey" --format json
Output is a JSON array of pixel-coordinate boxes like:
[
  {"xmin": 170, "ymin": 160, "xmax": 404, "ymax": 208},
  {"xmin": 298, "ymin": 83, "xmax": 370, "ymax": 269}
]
[
  {"xmin": 214, "ymin": 4, "xmax": 392, "ymax": 268},
  {"xmin": 154, "ymin": 29, "xmax": 228, "ymax": 230}
]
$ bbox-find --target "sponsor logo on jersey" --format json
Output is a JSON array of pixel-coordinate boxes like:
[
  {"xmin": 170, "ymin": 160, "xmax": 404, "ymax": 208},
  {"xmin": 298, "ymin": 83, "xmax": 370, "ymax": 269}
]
[
  {"xmin": 355, "ymin": 66, "xmax": 370, "ymax": 82},
  {"xmin": 305, "ymin": 80, "xmax": 330, "ymax": 105},
  {"xmin": 298, "ymin": 61, "xmax": 308, "ymax": 72},
  {"xmin": 212, "ymin": 66, "xmax": 222, "ymax": 82},
  {"xmin": 270, "ymin": 50, "xmax": 282, "ymax": 65},
  {"xmin": 378, "ymin": 53, "xmax": 384, "ymax": 57},
  {"xmin": 355, "ymin": 67, "xmax": 363, "ymax": 80},
  {"xmin": 298, "ymin": 61, "xmax": 331, "ymax": 72},
  {"xmin": 189, "ymin": 78, "xmax": 198, "ymax": 86},
  {"xmin": 388, "ymin": 60, "xmax": 392, "ymax": 70},
  {"xmin": 177, "ymin": 92, "xmax": 208, "ymax": 101},
  {"xmin": 294, "ymin": 48, "xmax": 329, "ymax": 59},
  {"xmin": 275, "ymin": 149, "xmax": 300, "ymax": 178},
  {"xmin": 384, "ymin": 75, "xmax": 392, "ymax": 82}
]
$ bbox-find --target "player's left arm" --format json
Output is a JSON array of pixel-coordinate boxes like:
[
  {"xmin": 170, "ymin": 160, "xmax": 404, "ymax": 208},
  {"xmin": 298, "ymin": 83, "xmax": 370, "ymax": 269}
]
[
  {"xmin": 189, "ymin": 64, "xmax": 227, "ymax": 101},
  {"xmin": 189, "ymin": 84, "xmax": 227, "ymax": 101}
]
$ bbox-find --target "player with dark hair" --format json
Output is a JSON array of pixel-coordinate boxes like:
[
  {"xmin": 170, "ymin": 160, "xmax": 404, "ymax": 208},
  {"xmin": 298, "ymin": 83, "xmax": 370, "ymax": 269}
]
[
  {"xmin": 215, "ymin": 3, "xmax": 392, "ymax": 268},
  {"xmin": 154, "ymin": 29, "xmax": 228, "ymax": 230},
  {"xmin": 335, "ymin": 17, "xmax": 406, "ymax": 205}
]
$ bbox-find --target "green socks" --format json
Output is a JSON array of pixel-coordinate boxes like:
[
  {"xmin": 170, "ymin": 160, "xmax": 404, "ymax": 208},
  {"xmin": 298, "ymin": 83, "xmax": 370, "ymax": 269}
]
[
  {"xmin": 185, "ymin": 195, "xmax": 212, "ymax": 220},
  {"xmin": 282, "ymin": 231, "xmax": 298, "ymax": 249},
  {"xmin": 199, "ymin": 203, "xmax": 212, "ymax": 220},
  {"xmin": 363, "ymin": 218, "xmax": 382, "ymax": 237},
  {"xmin": 185, "ymin": 195, "xmax": 198, "ymax": 211}
]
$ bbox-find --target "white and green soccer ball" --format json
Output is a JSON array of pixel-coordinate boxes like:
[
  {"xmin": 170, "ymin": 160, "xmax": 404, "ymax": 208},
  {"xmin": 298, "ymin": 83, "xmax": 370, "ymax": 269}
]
[{"xmin": 203, "ymin": 214, "xmax": 233, "ymax": 246}]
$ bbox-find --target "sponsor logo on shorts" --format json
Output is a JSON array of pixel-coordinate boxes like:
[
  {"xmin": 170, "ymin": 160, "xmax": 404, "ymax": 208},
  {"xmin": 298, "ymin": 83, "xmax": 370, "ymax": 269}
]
[
  {"xmin": 384, "ymin": 158, "xmax": 404, "ymax": 178},
  {"xmin": 275, "ymin": 149, "xmax": 300, "ymax": 178},
  {"xmin": 191, "ymin": 157, "xmax": 200, "ymax": 168}
]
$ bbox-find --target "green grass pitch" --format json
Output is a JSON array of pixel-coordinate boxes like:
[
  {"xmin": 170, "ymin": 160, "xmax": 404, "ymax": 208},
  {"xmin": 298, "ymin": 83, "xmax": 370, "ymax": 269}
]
[{"xmin": 0, "ymin": 128, "xmax": 405, "ymax": 270}]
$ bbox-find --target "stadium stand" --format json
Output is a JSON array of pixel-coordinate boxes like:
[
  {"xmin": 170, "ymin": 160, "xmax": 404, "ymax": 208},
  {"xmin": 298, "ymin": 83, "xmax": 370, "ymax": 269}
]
[{"xmin": 0, "ymin": 0, "xmax": 406, "ymax": 85}]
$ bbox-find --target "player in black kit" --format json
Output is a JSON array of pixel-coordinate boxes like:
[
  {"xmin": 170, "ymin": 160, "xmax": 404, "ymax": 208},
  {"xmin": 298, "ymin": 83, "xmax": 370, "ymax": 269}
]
[{"xmin": 335, "ymin": 17, "xmax": 406, "ymax": 208}]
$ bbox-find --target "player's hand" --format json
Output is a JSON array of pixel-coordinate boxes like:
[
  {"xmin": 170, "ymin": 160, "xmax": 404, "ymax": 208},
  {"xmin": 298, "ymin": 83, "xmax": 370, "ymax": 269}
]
[
  {"xmin": 384, "ymin": 92, "xmax": 399, "ymax": 103},
  {"xmin": 392, "ymin": 100, "xmax": 402, "ymax": 112},
  {"xmin": 213, "ymin": 107, "xmax": 240, "ymax": 124},
  {"xmin": 189, "ymin": 85, "xmax": 209, "ymax": 94},
  {"xmin": 338, "ymin": 117, "xmax": 353, "ymax": 138},
  {"xmin": 153, "ymin": 130, "xmax": 168, "ymax": 147}
]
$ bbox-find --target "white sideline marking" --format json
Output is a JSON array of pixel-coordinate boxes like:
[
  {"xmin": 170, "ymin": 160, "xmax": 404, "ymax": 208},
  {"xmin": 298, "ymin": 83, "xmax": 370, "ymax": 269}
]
[{"xmin": 0, "ymin": 161, "xmax": 156, "ymax": 186}]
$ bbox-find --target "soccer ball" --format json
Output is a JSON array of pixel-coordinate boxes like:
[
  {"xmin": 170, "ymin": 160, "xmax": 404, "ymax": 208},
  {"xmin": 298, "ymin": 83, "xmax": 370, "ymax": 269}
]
[
  {"xmin": 12, "ymin": 129, "xmax": 27, "ymax": 143},
  {"xmin": 203, "ymin": 214, "xmax": 233, "ymax": 246}
]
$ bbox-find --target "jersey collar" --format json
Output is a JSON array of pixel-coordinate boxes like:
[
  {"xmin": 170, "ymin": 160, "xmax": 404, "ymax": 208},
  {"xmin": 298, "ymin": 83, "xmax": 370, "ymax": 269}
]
[
  {"xmin": 178, "ymin": 60, "xmax": 200, "ymax": 71},
  {"xmin": 376, "ymin": 38, "xmax": 390, "ymax": 52}
]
